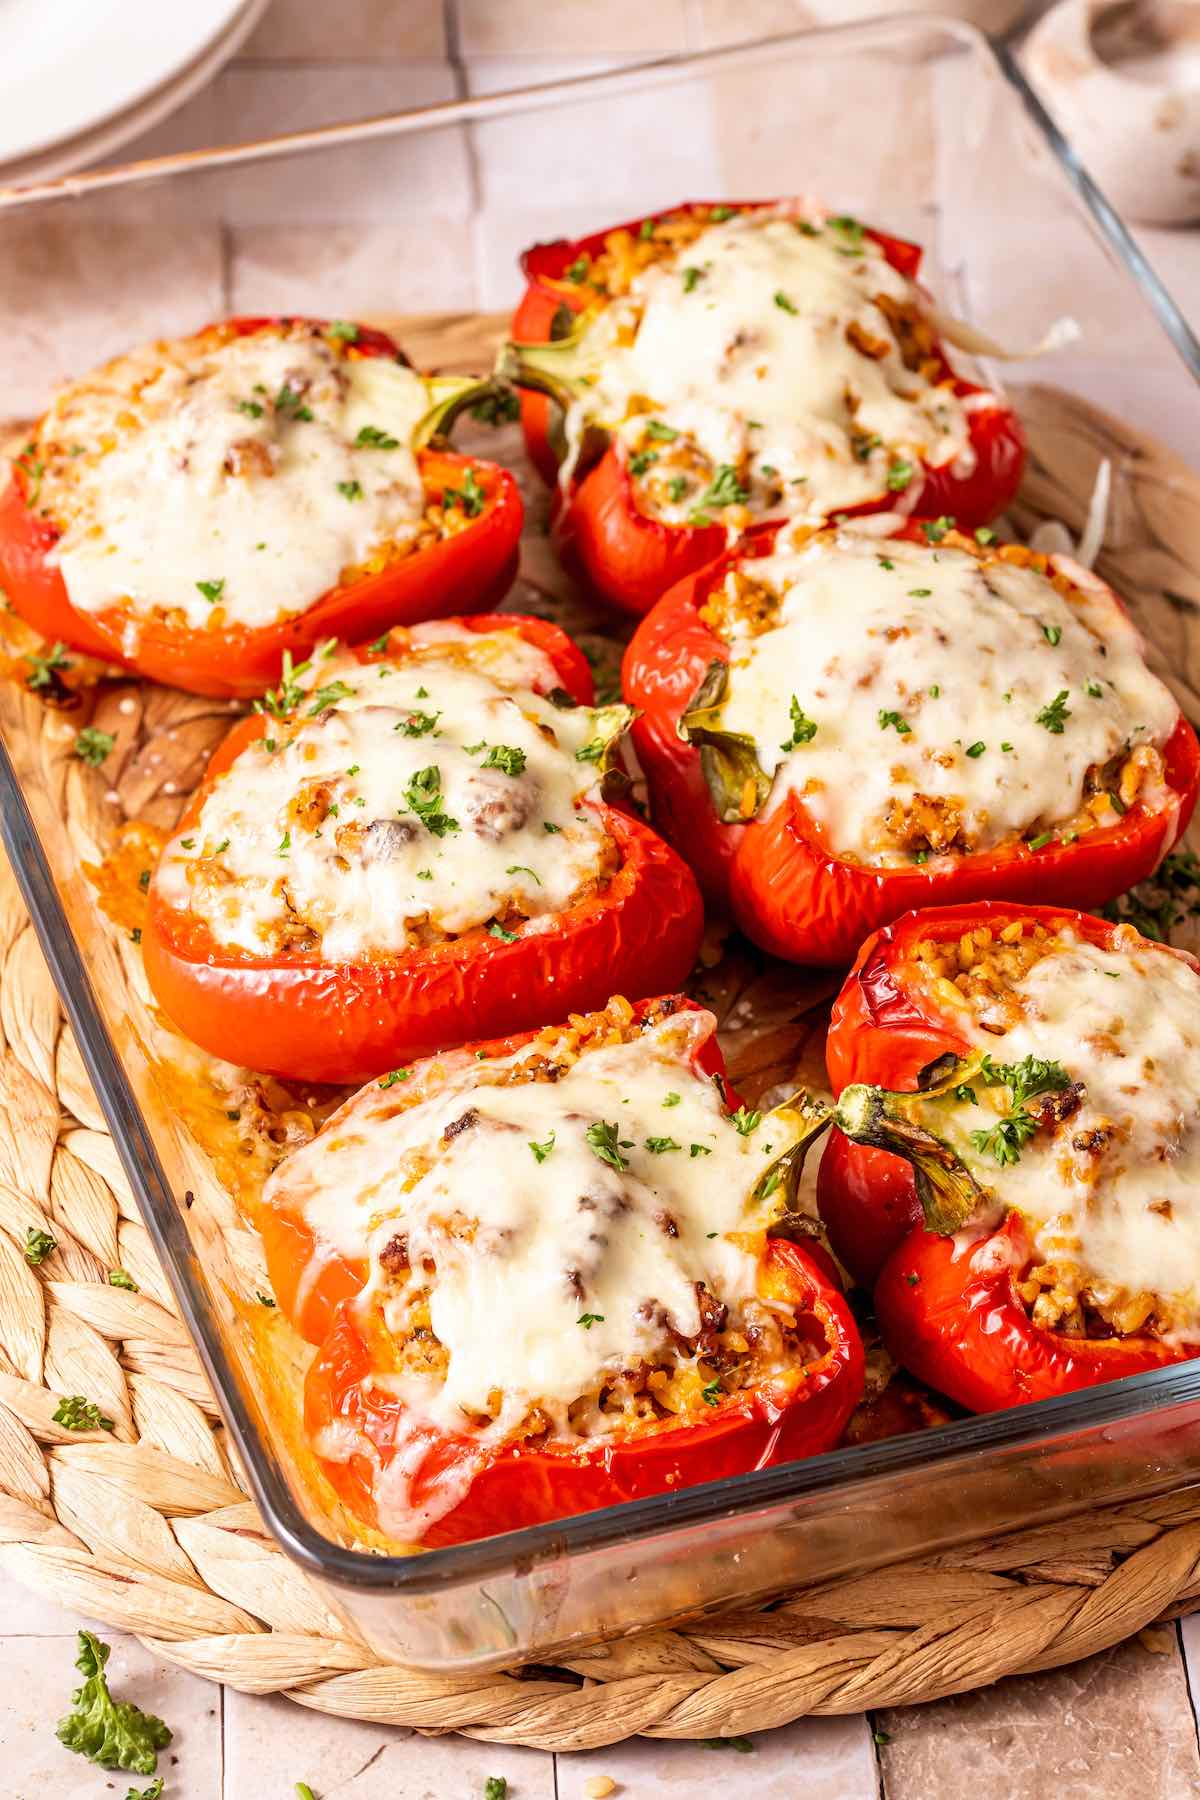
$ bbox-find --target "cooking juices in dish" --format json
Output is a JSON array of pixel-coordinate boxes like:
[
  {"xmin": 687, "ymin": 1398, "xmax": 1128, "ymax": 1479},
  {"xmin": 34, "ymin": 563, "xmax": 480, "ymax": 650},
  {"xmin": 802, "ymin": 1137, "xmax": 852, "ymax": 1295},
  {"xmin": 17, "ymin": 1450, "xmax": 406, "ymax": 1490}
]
[
  {"xmin": 0, "ymin": 317, "xmax": 523, "ymax": 696},
  {"xmin": 142, "ymin": 617, "xmax": 703, "ymax": 1083},
  {"xmin": 818, "ymin": 903, "xmax": 1200, "ymax": 1409},
  {"xmin": 623, "ymin": 521, "xmax": 1200, "ymax": 960},
  {"xmin": 502, "ymin": 201, "xmax": 1025, "ymax": 614},
  {"xmin": 259, "ymin": 995, "xmax": 863, "ymax": 1547}
]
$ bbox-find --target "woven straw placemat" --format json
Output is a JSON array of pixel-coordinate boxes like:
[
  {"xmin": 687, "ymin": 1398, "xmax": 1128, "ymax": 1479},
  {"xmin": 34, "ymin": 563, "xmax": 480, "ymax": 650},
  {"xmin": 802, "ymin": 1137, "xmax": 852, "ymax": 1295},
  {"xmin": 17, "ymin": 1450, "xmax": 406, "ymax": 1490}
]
[{"xmin": 0, "ymin": 317, "xmax": 1199, "ymax": 1744}]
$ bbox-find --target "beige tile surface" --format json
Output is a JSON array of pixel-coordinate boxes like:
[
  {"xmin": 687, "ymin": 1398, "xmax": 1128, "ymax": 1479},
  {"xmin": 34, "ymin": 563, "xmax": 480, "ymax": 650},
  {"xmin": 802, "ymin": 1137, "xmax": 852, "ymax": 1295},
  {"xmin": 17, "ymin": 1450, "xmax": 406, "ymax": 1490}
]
[
  {"xmin": 555, "ymin": 1714, "xmax": 880, "ymax": 1797},
  {"xmin": 457, "ymin": 0, "xmax": 691, "ymax": 59},
  {"xmin": 242, "ymin": 0, "xmax": 449, "ymax": 63}
]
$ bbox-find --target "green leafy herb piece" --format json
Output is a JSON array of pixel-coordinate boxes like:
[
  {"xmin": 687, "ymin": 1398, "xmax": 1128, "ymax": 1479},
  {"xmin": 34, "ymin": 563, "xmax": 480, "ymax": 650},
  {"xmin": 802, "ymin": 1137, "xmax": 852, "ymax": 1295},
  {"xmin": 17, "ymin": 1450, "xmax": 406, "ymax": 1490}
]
[
  {"xmin": 564, "ymin": 256, "xmax": 589, "ymax": 283},
  {"xmin": 697, "ymin": 464, "xmax": 749, "ymax": 510},
  {"xmin": 629, "ymin": 449, "xmax": 657, "ymax": 477},
  {"xmin": 829, "ymin": 212, "xmax": 864, "ymax": 248},
  {"xmin": 543, "ymin": 821, "xmax": 562, "ymax": 834},
  {"xmin": 576, "ymin": 1313, "xmax": 605, "ymax": 1329},
  {"xmin": 877, "ymin": 555, "xmax": 895, "ymax": 571},
  {"xmin": 506, "ymin": 864, "xmax": 541, "ymax": 883},
  {"xmin": 1042, "ymin": 622, "xmax": 1062, "ymax": 647},
  {"xmin": 296, "ymin": 1785, "xmax": 318, "ymax": 1800},
  {"xmin": 529, "ymin": 1132, "xmax": 556, "ymax": 1163},
  {"xmin": 367, "ymin": 631, "xmax": 391, "ymax": 655},
  {"xmin": 877, "ymin": 709, "xmax": 911, "ymax": 735},
  {"xmin": 909, "ymin": 587, "xmax": 932, "ymax": 598},
  {"xmin": 488, "ymin": 922, "xmax": 518, "ymax": 943},
  {"xmin": 236, "ymin": 398, "xmax": 264, "ymax": 418},
  {"xmin": 126, "ymin": 1779, "xmax": 164, "ymax": 1799},
  {"xmin": 337, "ymin": 479, "xmax": 364, "ymax": 501},
  {"xmin": 682, "ymin": 265, "xmax": 705, "ymax": 292},
  {"xmin": 443, "ymin": 467, "xmax": 486, "ymax": 517},
  {"xmin": 1035, "ymin": 690, "xmax": 1071, "ymax": 733},
  {"xmin": 24, "ymin": 1226, "xmax": 56, "ymax": 1263},
  {"xmin": 645, "ymin": 419, "xmax": 678, "ymax": 442},
  {"xmin": 355, "ymin": 424, "xmax": 400, "ymax": 450},
  {"xmin": 53, "ymin": 1395, "xmax": 114, "ymax": 1432},
  {"xmin": 965, "ymin": 741, "xmax": 986, "ymax": 759},
  {"xmin": 644, "ymin": 1136, "xmax": 681, "ymax": 1153},
  {"xmin": 663, "ymin": 1092, "xmax": 681, "ymax": 1107},
  {"xmin": 56, "ymin": 1632, "xmax": 171, "ymax": 1775},
  {"xmin": 394, "ymin": 709, "xmax": 441, "ymax": 737},
  {"xmin": 18, "ymin": 447, "xmax": 45, "ymax": 505},
  {"xmin": 24, "ymin": 640, "xmax": 72, "ymax": 691},
  {"xmin": 975, "ymin": 526, "xmax": 996, "ymax": 545},
  {"xmin": 702, "ymin": 1735, "xmax": 755, "ymax": 1752},
  {"xmin": 731, "ymin": 1106, "xmax": 762, "ymax": 1137},
  {"xmin": 378, "ymin": 1068, "xmax": 411, "ymax": 1088},
  {"xmin": 701, "ymin": 1378, "xmax": 722, "ymax": 1407},
  {"xmin": 1100, "ymin": 848, "xmax": 1200, "ymax": 942},
  {"xmin": 276, "ymin": 830, "xmax": 291, "ymax": 856},
  {"xmin": 403, "ymin": 766, "xmax": 460, "ymax": 836},
  {"xmin": 328, "ymin": 319, "xmax": 360, "ymax": 342},
  {"xmin": 256, "ymin": 1291, "xmax": 276, "ymax": 1307},
  {"xmin": 306, "ymin": 680, "xmax": 354, "ymax": 717},
  {"xmin": 967, "ymin": 1054, "xmax": 1071, "ymax": 1167},
  {"xmin": 481, "ymin": 744, "xmax": 526, "ymax": 776},
  {"xmin": 774, "ymin": 290, "xmax": 798, "ymax": 314},
  {"xmin": 275, "ymin": 383, "xmax": 313, "ymax": 422},
  {"xmin": 886, "ymin": 459, "xmax": 914, "ymax": 491},
  {"xmin": 108, "ymin": 1269, "xmax": 138, "ymax": 1292},
  {"xmin": 1086, "ymin": 679, "xmax": 1104, "ymax": 698},
  {"xmin": 74, "ymin": 727, "xmax": 115, "ymax": 767},
  {"xmin": 585, "ymin": 1119, "xmax": 628, "ymax": 1172},
  {"xmin": 690, "ymin": 1143, "xmax": 713, "ymax": 1157},
  {"xmin": 921, "ymin": 516, "xmax": 955, "ymax": 543}
]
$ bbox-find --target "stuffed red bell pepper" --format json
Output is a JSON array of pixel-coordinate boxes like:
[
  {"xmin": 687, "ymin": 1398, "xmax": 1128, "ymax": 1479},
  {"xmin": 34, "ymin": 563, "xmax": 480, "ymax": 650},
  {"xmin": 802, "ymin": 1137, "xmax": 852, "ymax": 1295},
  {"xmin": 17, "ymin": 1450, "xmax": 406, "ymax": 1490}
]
[
  {"xmin": 622, "ymin": 518, "xmax": 1200, "ymax": 953},
  {"xmin": 259, "ymin": 992, "xmax": 862, "ymax": 1546},
  {"xmin": 1, "ymin": 316, "xmax": 523, "ymax": 697},
  {"xmin": 141, "ymin": 613, "xmax": 703, "ymax": 1084},
  {"xmin": 499, "ymin": 200, "xmax": 1025, "ymax": 616},
  {"xmin": 818, "ymin": 900, "xmax": 1200, "ymax": 1411}
]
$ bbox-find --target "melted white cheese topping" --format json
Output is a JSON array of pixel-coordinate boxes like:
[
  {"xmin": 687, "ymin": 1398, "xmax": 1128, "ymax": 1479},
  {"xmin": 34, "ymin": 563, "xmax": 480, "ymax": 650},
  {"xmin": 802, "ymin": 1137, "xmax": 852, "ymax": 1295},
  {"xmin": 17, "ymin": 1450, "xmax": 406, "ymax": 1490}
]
[
  {"xmin": 569, "ymin": 208, "xmax": 973, "ymax": 522},
  {"xmin": 953, "ymin": 937, "xmax": 1200, "ymax": 1339},
  {"xmin": 153, "ymin": 626, "xmax": 614, "ymax": 959},
  {"xmin": 271, "ymin": 1009, "xmax": 788, "ymax": 1437},
  {"xmin": 712, "ymin": 533, "xmax": 1178, "ymax": 864},
  {"xmin": 41, "ymin": 326, "xmax": 430, "ymax": 632}
]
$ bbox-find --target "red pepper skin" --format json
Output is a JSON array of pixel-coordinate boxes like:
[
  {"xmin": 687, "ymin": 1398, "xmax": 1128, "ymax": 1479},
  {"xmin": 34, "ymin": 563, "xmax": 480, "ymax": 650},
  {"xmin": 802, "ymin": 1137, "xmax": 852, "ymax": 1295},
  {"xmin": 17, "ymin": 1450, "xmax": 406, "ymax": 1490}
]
[
  {"xmin": 511, "ymin": 202, "xmax": 1025, "ymax": 616},
  {"xmin": 142, "ymin": 614, "xmax": 705, "ymax": 1086},
  {"xmin": 875, "ymin": 1215, "xmax": 1187, "ymax": 1413},
  {"xmin": 303, "ymin": 1236, "xmax": 864, "ymax": 1547},
  {"xmin": 623, "ymin": 540, "xmax": 1200, "ymax": 954},
  {"xmin": 262, "ymin": 994, "xmax": 731, "ymax": 1348},
  {"xmin": 0, "ymin": 319, "xmax": 523, "ymax": 699},
  {"xmin": 819, "ymin": 901, "xmax": 1200, "ymax": 1292}
]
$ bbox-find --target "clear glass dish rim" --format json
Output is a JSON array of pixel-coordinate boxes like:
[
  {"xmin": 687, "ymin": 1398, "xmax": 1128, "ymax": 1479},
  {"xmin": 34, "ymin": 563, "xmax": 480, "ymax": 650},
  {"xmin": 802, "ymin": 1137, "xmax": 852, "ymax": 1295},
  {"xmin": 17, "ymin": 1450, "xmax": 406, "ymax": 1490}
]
[{"xmin": 2, "ymin": 12, "xmax": 1200, "ymax": 1599}]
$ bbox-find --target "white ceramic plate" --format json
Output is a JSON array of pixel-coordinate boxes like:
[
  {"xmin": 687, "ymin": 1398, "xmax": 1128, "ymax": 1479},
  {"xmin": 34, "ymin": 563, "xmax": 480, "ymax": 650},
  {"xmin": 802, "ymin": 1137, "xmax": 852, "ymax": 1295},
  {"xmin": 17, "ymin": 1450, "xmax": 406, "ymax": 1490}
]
[{"xmin": 0, "ymin": 0, "xmax": 264, "ymax": 179}]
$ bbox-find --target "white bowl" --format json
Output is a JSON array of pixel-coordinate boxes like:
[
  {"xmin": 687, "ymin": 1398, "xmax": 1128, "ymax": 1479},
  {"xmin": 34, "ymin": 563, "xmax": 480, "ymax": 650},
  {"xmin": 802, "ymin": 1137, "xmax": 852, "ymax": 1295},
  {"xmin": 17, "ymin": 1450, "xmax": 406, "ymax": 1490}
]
[{"xmin": 1025, "ymin": 0, "xmax": 1200, "ymax": 225}]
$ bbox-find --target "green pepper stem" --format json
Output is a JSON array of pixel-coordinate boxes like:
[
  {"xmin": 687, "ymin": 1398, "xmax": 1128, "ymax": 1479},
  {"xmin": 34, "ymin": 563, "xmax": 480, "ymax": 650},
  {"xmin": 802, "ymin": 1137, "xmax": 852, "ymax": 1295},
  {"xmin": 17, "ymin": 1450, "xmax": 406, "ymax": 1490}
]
[
  {"xmin": 834, "ymin": 1059, "xmax": 991, "ymax": 1235},
  {"xmin": 752, "ymin": 1090, "xmax": 833, "ymax": 1211},
  {"xmin": 414, "ymin": 375, "xmax": 513, "ymax": 448},
  {"xmin": 494, "ymin": 326, "xmax": 595, "ymax": 411},
  {"xmin": 679, "ymin": 659, "xmax": 771, "ymax": 824}
]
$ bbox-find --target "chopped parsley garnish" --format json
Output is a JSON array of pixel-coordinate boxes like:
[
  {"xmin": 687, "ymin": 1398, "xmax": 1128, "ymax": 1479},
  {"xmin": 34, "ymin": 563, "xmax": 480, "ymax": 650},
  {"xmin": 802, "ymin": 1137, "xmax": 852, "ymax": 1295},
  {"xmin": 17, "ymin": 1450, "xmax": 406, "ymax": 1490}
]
[
  {"xmin": 24, "ymin": 640, "xmax": 71, "ymax": 691},
  {"xmin": 256, "ymin": 641, "xmax": 339, "ymax": 718},
  {"xmin": 337, "ymin": 479, "xmax": 364, "ymax": 501},
  {"xmin": 645, "ymin": 420, "xmax": 678, "ymax": 442},
  {"xmin": 1028, "ymin": 832, "xmax": 1055, "ymax": 850},
  {"xmin": 506, "ymin": 864, "xmax": 541, "ymax": 883},
  {"xmin": 668, "ymin": 476, "xmax": 688, "ymax": 503},
  {"xmin": 1100, "ymin": 847, "xmax": 1200, "ymax": 942},
  {"xmin": 368, "ymin": 631, "xmax": 391, "ymax": 655},
  {"xmin": 773, "ymin": 290, "xmax": 798, "ymax": 314},
  {"xmin": 967, "ymin": 1054, "xmax": 1071, "ymax": 1167},
  {"xmin": 529, "ymin": 1132, "xmax": 556, "ymax": 1163},
  {"xmin": 236, "ymin": 398, "xmax": 264, "ymax": 418},
  {"xmin": 195, "ymin": 577, "xmax": 225, "ymax": 604},
  {"xmin": 682, "ymin": 265, "xmax": 705, "ymax": 292},
  {"xmin": 543, "ymin": 820, "xmax": 562, "ymax": 834},
  {"xmin": 214, "ymin": 838, "xmax": 230, "ymax": 854},
  {"xmin": 395, "ymin": 709, "xmax": 441, "ymax": 737},
  {"xmin": 564, "ymin": 256, "xmax": 589, "ymax": 282},
  {"xmin": 699, "ymin": 464, "xmax": 749, "ymax": 509},
  {"xmin": 701, "ymin": 1379, "xmax": 722, "ymax": 1407},
  {"xmin": 909, "ymin": 587, "xmax": 932, "ymax": 598},
  {"xmin": 276, "ymin": 830, "xmax": 291, "ymax": 856},
  {"xmin": 481, "ymin": 744, "xmax": 526, "ymax": 776},
  {"xmin": 663, "ymin": 1092, "xmax": 681, "ymax": 1107},
  {"xmin": 829, "ymin": 213, "xmax": 864, "ymax": 249},
  {"xmin": 585, "ymin": 1120, "xmax": 629, "ymax": 1172},
  {"xmin": 355, "ymin": 424, "xmax": 400, "ymax": 449},
  {"xmin": 886, "ymin": 459, "xmax": 914, "ymax": 491},
  {"xmin": 403, "ymin": 765, "xmax": 459, "ymax": 836},
  {"xmin": 1042, "ymin": 623, "xmax": 1062, "ymax": 646},
  {"xmin": 328, "ymin": 319, "xmax": 360, "ymax": 341},
  {"xmin": 1000, "ymin": 741, "xmax": 1013, "ymax": 752},
  {"xmin": 853, "ymin": 432, "xmax": 882, "ymax": 462},
  {"xmin": 975, "ymin": 526, "xmax": 996, "ymax": 545},
  {"xmin": 731, "ymin": 1106, "xmax": 762, "ymax": 1137},
  {"xmin": 577, "ymin": 1313, "xmax": 605, "ymax": 1329},
  {"xmin": 780, "ymin": 695, "xmax": 818, "ymax": 750},
  {"xmin": 275, "ymin": 383, "xmax": 313, "ymax": 421},
  {"xmin": 53, "ymin": 1395, "xmax": 115, "ymax": 1433},
  {"xmin": 639, "ymin": 218, "xmax": 657, "ymax": 240},
  {"xmin": 378, "ymin": 1068, "xmax": 410, "ymax": 1088},
  {"xmin": 1035, "ymin": 690, "xmax": 1071, "ymax": 733},
  {"xmin": 644, "ymin": 1136, "xmax": 681, "ymax": 1153},
  {"xmin": 18, "ymin": 448, "xmax": 45, "ymax": 504},
  {"xmin": 710, "ymin": 205, "xmax": 736, "ymax": 221},
  {"xmin": 877, "ymin": 556, "xmax": 895, "ymax": 571},
  {"xmin": 690, "ymin": 1144, "xmax": 712, "ymax": 1157},
  {"xmin": 877, "ymin": 710, "xmax": 911, "ymax": 735},
  {"xmin": 1086, "ymin": 679, "xmax": 1104, "ymax": 698},
  {"xmin": 488, "ymin": 922, "xmax": 519, "ymax": 943},
  {"xmin": 929, "ymin": 684, "xmax": 940, "ymax": 698},
  {"xmin": 688, "ymin": 510, "xmax": 712, "ymax": 528},
  {"xmin": 629, "ymin": 450, "xmax": 657, "ymax": 477},
  {"xmin": 74, "ymin": 727, "xmax": 114, "ymax": 767},
  {"xmin": 129, "ymin": 928, "xmax": 142, "ymax": 945},
  {"xmin": 108, "ymin": 1269, "xmax": 138, "ymax": 1292},
  {"xmin": 965, "ymin": 741, "xmax": 986, "ymax": 758},
  {"xmin": 180, "ymin": 837, "xmax": 195, "ymax": 849},
  {"xmin": 921, "ymin": 516, "xmax": 955, "ymax": 543},
  {"xmin": 55, "ymin": 1631, "xmax": 171, "ymax": 1775},
  {"xmin": 306, "ymin": 680, "xmax": 354, "ymax": 717},
  {"xmin": 23, "ymin": 1226, "xmax": 56, "ymax": 1264},
  {"xmin": 444, "ymin": 466, "xmax": 486, "ymax": 517}
]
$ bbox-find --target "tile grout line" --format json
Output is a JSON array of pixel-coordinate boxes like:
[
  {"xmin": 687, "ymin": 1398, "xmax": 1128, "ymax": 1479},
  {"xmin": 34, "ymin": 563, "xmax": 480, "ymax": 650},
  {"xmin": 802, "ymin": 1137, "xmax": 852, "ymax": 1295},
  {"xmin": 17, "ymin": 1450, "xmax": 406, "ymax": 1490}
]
[{"xmin": 867, "ymin": 1711, "xmax": 887, "ymax": 1800}]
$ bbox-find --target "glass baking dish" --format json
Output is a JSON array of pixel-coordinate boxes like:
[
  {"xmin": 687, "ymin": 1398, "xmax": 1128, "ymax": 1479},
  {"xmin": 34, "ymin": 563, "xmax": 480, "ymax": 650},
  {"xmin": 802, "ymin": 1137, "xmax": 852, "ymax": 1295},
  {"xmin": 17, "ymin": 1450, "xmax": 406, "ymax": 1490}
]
[{"xmin": 2, "ymin": 13, "xmax": 1200, "ymax": 1677}]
